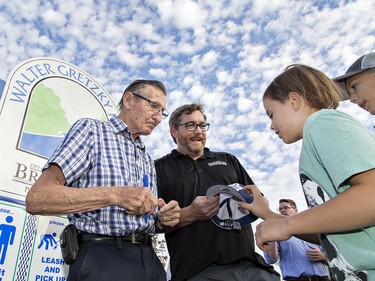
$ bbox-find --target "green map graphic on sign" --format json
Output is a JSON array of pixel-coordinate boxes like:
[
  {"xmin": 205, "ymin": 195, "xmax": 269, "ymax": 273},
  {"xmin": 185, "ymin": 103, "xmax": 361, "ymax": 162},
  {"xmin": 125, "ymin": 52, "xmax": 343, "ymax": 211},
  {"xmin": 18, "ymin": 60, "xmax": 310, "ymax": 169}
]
[{"xmin": 20, "ymin": 77, "xmax": 110, "ymax": 159}]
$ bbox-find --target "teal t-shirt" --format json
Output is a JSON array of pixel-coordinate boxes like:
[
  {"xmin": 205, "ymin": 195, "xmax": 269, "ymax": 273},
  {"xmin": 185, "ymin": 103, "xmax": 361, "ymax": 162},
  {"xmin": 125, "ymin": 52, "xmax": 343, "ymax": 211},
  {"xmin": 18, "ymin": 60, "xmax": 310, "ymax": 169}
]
[{"xmin": 300, "ymin": 109, "xmax": 375, "ymax": 280}]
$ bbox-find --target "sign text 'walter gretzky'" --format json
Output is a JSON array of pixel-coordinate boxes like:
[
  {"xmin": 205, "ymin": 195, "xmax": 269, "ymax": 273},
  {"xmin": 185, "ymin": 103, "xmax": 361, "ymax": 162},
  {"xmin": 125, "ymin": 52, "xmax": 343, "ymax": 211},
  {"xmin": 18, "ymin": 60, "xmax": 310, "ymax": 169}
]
[{"xmin": 0, "ymin": 58, "xmax": 118, "ymax": 281}]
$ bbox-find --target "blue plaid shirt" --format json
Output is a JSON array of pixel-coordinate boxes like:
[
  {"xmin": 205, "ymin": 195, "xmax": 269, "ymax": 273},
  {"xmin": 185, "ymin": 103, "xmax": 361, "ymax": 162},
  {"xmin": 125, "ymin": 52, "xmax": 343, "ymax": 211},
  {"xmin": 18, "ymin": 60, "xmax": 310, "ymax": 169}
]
[{"xmin": 46, "ymin": 116, "xmax": 157, "ymax": 235}]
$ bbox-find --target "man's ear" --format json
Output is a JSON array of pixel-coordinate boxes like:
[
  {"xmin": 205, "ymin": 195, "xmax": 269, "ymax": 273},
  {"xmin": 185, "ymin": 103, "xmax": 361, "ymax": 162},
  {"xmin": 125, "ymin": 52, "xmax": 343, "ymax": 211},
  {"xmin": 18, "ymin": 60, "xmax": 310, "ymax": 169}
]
[
  {"xmin": 288, "ymin": 92, "xmax": 302, "ymax": 110},
  {"xmin": 123, "ymin": 91, "xmax": 133, "ymax": 110},
  {"xmin": 170, "ymin": 126, "xmax": 178, "ymax": 139}
]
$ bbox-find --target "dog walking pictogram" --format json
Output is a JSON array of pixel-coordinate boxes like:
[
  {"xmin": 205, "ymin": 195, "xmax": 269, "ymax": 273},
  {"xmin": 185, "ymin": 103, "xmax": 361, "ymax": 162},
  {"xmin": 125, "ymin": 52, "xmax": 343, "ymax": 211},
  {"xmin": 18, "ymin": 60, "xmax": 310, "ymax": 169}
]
[{"xmin": 38, "ymin": 232, "xmax": 58, "ymax": 250}]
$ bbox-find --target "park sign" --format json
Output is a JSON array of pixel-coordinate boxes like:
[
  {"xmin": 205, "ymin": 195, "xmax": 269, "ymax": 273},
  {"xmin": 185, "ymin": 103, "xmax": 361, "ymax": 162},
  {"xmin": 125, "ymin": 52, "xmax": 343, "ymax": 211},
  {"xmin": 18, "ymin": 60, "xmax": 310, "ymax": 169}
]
[{"xmin": 0, "ymin": 58, "xmax": 118, "ymax": 281}]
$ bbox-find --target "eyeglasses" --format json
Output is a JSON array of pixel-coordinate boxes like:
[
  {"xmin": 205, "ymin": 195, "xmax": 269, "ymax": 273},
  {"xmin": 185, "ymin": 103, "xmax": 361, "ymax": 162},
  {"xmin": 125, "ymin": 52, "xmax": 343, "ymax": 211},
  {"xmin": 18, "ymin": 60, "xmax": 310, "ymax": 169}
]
[
  {"xmin": 277, "ymin": 206, "xmax": 295, "ymax": 211},
  {"xmin": 178, "ymin": 122, "xmax": 210, "ymax": 131},
  {"xmin": 132, "ymin": 92, "xmax": 169, "ymax": 119}
]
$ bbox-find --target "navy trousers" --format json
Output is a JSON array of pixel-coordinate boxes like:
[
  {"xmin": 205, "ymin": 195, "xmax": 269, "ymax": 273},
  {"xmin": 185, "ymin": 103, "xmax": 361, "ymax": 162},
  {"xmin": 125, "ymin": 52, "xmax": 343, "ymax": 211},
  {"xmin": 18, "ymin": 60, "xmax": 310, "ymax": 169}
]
[{"xmin": 67, "ymin": 239, "xmax": 166, "ymax": 281}]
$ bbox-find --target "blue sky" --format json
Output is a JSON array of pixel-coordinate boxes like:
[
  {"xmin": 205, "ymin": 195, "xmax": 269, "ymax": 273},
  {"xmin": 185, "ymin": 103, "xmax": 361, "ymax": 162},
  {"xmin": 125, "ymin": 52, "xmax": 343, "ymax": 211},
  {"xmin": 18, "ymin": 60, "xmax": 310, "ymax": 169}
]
[{"xmin": 0, "ymin": 0, "xmax": 374, "ymax": 219}]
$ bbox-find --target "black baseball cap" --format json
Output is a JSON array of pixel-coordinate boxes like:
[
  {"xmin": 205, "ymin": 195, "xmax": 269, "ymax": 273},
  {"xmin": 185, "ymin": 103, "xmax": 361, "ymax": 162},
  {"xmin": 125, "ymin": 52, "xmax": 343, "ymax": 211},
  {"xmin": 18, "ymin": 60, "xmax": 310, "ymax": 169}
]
[
  {"xmin": 333, "ymin": 52, "xmax": 375, "ymax": 100},
  {"xmin": 206, "ymin": 183, "xmax": 258, "ymax": 230}
]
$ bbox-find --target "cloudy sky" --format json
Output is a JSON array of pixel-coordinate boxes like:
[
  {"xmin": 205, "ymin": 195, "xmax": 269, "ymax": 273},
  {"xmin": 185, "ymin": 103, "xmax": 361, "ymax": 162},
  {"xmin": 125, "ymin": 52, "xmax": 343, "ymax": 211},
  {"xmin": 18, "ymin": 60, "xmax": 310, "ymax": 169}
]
[{"xmin": 0, "ymin": 0, "xmax": 374, "ymax": 225}]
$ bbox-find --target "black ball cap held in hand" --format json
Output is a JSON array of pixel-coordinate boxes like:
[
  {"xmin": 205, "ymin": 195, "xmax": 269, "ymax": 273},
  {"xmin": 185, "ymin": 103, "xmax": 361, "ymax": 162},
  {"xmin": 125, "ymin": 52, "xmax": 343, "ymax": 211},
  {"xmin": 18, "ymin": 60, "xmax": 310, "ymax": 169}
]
[{"xmin": 206, "ymin": 183, "xmax": 258, "ymax": 230}]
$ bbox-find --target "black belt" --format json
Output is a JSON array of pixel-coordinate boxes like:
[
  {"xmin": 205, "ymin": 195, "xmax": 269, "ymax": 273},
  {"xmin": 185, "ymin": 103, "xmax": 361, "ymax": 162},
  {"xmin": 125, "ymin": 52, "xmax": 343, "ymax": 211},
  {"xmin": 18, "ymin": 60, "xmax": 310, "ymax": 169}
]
[
  {"xmin": 285, "ymin": 276, "xmax": 330, "ymax": 281},
  {"xmin": 77, "ymin": 232, "xmax": 151, "ymax": 245}
]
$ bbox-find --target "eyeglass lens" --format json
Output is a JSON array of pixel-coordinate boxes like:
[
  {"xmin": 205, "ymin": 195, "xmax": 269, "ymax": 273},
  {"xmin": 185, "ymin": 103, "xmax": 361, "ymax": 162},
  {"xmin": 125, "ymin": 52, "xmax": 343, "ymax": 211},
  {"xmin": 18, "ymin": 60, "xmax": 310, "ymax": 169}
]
[
  {"xmin": 132, "ymin": 92, "xmax": 168, "ymax": 118},
  {"xmin": 277, "ymin": 206, "xmax": 293, "ymax": 211},
  {"xmin": 185, "ymin": 122, "xmax": 209, "ymax": 131}
]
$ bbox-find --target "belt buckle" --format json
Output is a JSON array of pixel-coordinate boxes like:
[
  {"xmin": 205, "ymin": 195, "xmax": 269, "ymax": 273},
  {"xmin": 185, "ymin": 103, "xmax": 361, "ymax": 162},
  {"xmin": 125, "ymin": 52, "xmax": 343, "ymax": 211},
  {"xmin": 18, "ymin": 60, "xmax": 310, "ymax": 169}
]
[{"xmin": 131, "ymin": 233, "xmax": 141, "ymax": 244}]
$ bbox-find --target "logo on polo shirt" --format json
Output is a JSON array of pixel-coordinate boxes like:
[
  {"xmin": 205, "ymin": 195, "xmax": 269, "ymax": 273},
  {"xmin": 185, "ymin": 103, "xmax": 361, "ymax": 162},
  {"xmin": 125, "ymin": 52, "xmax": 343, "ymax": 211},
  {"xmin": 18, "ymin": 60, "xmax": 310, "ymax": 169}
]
[{"xmin": 208, "ymin": 161, "xmax": 227, "ymax": 166}]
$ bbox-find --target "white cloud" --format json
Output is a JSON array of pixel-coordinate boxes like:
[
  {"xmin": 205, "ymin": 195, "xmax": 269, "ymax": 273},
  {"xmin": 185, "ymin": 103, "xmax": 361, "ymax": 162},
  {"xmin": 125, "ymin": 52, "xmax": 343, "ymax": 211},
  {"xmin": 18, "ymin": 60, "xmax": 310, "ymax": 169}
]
[
  {"xmin": 155, "ymin": 0, "xmax": 174, "ymax": 23},
  {"xmin": 237, "ymin": 97, "xmax": 254, "ymax": 113},
  {"xmin": 115, "ymin": 46, "xmax": 146, "ymax": 67},
  {"xmin": 149, "ymin": 68, "xmax": 167, "ymax": 78},
  {"xmin": 156, "ymin": 0, "xmax": 207, "ymax": 30},
  {"xmin": 251, "ymin": 0, "xmax": 285, "ymax": 17},
  {"xmin": 201, "ymin": 50, "xmax": 219, "ymax": 67},
  {"xmin": 41, "ymin": 9, "xmax": 67, "ymax": 26},
  {"xmin": 173, "ymin": 0, "xmax": 207, "ymax": 29}
]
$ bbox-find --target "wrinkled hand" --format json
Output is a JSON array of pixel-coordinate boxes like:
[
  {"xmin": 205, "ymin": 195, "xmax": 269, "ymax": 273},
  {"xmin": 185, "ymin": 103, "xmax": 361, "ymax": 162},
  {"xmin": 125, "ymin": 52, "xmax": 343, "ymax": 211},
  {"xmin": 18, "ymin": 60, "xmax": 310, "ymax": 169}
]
[
  {"xmin": 114, "ymin": 186, "xmax": 158, "ymax": 215},
  {"xmin": 157, "ymin": 199, "xmax": 181, "ymax": 228},
  {"xmin": 238, "ymin": 185, "xmax": 275, "ymax": 219},
  {"xmin": 255, "ymin": 218, "xmax": 292, "ymax": 251},
  {"xmin": 306, "ymin": 245, "xmax": 326, "ymax": 262},
  {"xmin": 191, "ymin": 195, "xmax": 219, "ymax": 221}
]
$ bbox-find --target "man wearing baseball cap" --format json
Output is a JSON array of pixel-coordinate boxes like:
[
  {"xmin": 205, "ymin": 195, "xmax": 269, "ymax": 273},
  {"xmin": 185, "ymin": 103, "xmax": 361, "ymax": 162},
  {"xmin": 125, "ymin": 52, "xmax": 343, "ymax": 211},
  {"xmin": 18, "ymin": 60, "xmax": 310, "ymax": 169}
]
[{"xmin": 333, "ymin": 52, "xmax": 375, "ymax": 114}]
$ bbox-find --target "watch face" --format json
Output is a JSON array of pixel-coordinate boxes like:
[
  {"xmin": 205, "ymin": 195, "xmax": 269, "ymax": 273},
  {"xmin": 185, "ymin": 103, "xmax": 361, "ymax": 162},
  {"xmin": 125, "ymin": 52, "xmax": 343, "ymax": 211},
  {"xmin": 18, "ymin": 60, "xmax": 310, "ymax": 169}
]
[{"xmin": 206, "ymin": 184, "xmax": 258, "ymax": 230}]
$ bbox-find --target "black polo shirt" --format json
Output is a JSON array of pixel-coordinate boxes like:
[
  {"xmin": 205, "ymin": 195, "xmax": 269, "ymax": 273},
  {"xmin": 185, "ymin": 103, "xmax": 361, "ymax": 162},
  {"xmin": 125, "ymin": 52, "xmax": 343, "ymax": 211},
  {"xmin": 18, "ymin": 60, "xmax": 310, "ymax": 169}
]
[{"xmin": 155, "ymin": 148, "xmax": 276, "ymax": 281}]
